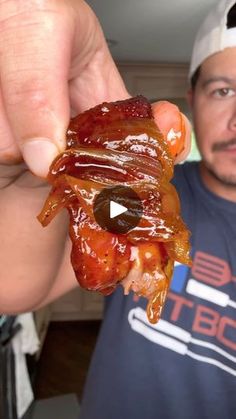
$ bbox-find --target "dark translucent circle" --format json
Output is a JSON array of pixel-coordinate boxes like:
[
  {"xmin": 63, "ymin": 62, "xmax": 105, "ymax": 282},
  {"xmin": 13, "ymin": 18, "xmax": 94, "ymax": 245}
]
[{"xmin": 93, "ymin": 185, "xmax": 143, "ymax": 234}]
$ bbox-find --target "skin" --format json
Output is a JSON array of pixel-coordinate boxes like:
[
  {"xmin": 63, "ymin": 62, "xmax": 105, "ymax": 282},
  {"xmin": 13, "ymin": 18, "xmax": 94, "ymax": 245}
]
[
  {"xmin": 188, "ymin": 48, "xmax": 236, "ymax": 202},
  {"xmin": 0, "ymin": 0, "xmax": 130, "ymax": 314},
  {"xmin": 0, "ymin": 0, "xmax": 189, "ymax": 314},
  {"xmin": 0, "ymin": 0, "xmax": 128, "ymax": 177}
]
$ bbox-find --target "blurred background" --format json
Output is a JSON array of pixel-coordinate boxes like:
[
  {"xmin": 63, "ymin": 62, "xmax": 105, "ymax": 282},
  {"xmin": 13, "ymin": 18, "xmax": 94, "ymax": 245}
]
[{"xmin": 85, "ymin": 0, "xmax": 219, "ymax": 160}]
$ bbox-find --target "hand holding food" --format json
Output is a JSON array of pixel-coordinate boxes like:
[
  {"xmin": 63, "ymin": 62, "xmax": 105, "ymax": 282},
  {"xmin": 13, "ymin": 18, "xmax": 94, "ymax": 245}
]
[{"xmin": 38, "ymin": 96, "xmax": 191, "ymax": 323}]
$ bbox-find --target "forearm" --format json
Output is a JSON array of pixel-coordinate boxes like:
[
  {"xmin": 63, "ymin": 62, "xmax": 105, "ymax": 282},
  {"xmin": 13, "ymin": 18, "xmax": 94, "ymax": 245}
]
[{"xmin": 0, "ymin": 169, "xmax": 68, "ymax": 314}]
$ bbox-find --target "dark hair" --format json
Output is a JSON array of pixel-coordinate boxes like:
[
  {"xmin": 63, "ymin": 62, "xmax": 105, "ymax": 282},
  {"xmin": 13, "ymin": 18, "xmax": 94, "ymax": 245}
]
[
  {"xmin": 190, "ymin": 66, "xmax": 201, "ymax": 90},
  {"xmin": 227, "ymin": 3, "xmax": 236, "ymax": 28}
]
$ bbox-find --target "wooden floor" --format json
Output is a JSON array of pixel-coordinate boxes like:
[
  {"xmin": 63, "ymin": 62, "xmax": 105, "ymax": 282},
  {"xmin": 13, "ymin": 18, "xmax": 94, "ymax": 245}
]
[{"xmin": 34, "ymin": 321, "xmax": 101, "ymax": 402}]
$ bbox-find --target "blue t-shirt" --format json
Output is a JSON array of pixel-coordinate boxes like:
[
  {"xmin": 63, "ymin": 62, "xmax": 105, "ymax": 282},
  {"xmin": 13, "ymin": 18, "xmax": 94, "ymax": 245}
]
[{"xmin": 80, "ymin": 162, "xmax": 236, "ymax": 419}]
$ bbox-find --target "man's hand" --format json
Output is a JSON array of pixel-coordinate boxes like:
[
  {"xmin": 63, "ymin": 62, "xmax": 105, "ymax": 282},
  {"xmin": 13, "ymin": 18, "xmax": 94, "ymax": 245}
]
[
  {"xmin": 0, "ymin": 0, "xmax": 128, "ymax": 179},
  {"xmin": 0, "ymin": 0, "xmax": 128, "ymax": 314},
  {"xmin": 0, "ymin": 0, "xmax": 191, "ymax": 314}
]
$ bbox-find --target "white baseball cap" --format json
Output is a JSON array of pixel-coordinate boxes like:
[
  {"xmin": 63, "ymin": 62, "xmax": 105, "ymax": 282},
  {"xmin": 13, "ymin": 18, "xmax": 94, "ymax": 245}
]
[{"xmin": 189, "ymin": 0, "xmax": 236, "ymax": 79}]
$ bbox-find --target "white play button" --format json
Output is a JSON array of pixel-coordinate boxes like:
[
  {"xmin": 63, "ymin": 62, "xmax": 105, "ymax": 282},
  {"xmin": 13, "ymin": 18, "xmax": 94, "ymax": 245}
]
[
  {"xmin": 110, "ymin": 200, "xmax": 127, "ymax": 219},
  {"xmin": 93, "ymin": 185, "xmax": 143, "ymax": 234}
]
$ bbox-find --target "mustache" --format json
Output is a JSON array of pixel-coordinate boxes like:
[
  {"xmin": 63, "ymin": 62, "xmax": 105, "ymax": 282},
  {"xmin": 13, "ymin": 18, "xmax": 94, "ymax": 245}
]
[{"xmin": 212, "ymin": 138, "xmax": 236, "ymax": 152}]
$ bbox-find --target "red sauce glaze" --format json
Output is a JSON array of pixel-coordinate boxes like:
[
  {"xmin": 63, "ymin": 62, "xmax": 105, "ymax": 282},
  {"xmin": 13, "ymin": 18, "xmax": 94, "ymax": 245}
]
[{"xmin": 38, "ymin": 96, "xmax": 191, "ymax": 323}]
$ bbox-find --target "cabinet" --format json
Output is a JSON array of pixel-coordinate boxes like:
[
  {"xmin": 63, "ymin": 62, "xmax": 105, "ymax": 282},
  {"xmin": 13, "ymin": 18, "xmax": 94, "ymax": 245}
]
[
  {"xmin": 118, "ymin": 62, "xmax": 189, "ymax": 102},
  {"xmin": 51, "ymin": 288, "xmax": 104, "ymax": 321},
  {"xmin": 34, "ymin": 305, "xmax": 52, "ymax": 358}
]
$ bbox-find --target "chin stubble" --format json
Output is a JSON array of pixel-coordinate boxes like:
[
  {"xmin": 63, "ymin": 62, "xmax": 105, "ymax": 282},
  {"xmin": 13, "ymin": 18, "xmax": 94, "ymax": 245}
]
[{"xmin": 205, "ymin": 163, "xmax": 236, "ymax": 187}]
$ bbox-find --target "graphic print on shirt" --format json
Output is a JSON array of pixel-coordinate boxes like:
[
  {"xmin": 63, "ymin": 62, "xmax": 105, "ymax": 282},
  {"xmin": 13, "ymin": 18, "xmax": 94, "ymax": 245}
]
[{"xmin": 128, "ymin": 250, "xmax": 236, "ymax": 377}]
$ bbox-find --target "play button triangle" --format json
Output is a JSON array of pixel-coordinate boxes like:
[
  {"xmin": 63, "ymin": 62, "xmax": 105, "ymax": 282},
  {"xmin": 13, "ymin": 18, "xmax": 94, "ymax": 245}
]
[
  {"xmin": 110, "ymin": 200, "xmax": 127, "ymax": 219},
  {"xmin": 93, "ymin": 185, "xmax": 143, "ymax": 234}
]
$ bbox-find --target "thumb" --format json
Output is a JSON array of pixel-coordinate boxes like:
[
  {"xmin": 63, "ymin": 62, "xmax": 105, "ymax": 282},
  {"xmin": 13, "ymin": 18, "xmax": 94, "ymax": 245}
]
[{"xmin": 0, "ymin": 2, "xmax": 73, "ymax": 177}]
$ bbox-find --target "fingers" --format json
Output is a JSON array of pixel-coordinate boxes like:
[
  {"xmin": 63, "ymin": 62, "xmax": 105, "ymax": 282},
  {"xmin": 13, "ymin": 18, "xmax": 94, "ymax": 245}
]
[
  {"xmin": 69, "ymin": 60, "xmax": 130, "ymax": 114},
  {"xmin": 0, "ymin": 88, "xmax": 20, "ymax": 164},
  {"xmin": 152, "ymin": 101, "xmax": 192, "ymax": 163},
  {"xmin": 0, "ymin": 0, "xmax": 129, "ymax": 178},
  {"xmin": 0, "ymin": 1, "xmax": 73, "ymax": 177},
  {"xmin": 68, "ymin": 0, "xmax": 129, "ymax": 114},
  {"xmin": 175, "ymin": 114, "xmax": 192, "ymax": 164}
]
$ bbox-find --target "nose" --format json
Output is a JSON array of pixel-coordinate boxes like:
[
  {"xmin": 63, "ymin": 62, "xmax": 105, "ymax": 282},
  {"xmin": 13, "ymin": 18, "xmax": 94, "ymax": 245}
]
[{"xmin": 228, "ymin": 102, "xmax": 236, "ymax": 132}]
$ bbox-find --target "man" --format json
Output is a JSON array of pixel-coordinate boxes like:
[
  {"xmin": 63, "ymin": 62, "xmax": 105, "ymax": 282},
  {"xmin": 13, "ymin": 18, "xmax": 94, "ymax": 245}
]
[
  {"xmin": 0, "ymin": 0, "xmax": 235, "ymax": 418},
  {"xmin": 79, "ymin": 1, "xmax": 236, "ymax": 418}
]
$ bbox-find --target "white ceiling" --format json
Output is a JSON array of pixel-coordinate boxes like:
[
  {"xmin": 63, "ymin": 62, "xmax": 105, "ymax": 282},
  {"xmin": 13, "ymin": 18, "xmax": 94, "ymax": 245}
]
[{"xmin": 86, "ymin": 0, "xmax": 219, "ymax": 63}]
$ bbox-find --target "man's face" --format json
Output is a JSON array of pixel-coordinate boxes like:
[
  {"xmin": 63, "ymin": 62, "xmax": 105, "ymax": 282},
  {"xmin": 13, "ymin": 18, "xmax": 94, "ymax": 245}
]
[{"xmin": 190, "ymin": 48, "xmax": 236, "ymax": 186}]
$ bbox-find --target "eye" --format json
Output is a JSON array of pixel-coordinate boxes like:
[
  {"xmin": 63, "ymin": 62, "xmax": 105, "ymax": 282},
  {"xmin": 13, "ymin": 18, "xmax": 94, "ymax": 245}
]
[{"xmin": 212, "ymin": 87, "xmax": 235, "ymax": 98}]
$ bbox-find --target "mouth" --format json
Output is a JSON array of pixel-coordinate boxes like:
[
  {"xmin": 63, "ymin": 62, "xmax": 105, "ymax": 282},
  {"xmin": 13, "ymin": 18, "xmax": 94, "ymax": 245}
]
[
  {"xmin": 213, "ymin": 139, "xmax": 236, "ymax": 154},
  {"xmin": 218, "ymin": 147, "xmax": 236, "ymax": 157}
]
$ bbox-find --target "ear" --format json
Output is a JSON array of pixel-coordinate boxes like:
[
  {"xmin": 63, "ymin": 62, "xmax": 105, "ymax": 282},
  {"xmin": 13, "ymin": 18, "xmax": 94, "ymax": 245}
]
[{"xmin": 186, "ymin": 88, "xmax": 194, "ymax": 110}]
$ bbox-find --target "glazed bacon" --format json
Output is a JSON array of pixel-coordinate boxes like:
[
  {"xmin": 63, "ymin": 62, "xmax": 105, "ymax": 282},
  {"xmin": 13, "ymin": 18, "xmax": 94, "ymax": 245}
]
[{"xmin": 38, "ymin": 96, "xmax": 191, "ymax": 323}]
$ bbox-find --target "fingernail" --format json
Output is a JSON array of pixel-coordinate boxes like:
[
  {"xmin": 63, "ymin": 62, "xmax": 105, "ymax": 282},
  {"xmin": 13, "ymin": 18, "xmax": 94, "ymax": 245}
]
[{"xmin": 21, "ymin": 139, "xmax": 59, "ymax": 178}]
